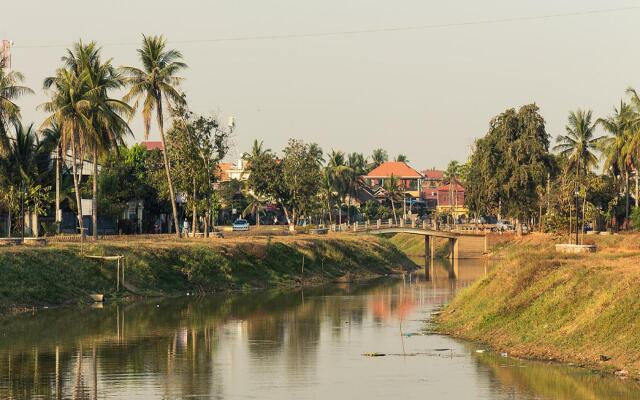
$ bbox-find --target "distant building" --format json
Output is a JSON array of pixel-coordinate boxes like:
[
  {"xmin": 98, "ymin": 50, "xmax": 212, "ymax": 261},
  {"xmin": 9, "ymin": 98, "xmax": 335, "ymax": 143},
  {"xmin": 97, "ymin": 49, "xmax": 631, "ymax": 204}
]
[
  {"xmin": 420, "ymin": 169, "xmax": 445, "ymax": 209},
  {"xmin": 218, "ymin": 159, "xmax": 249, "ymax": 182},
  {"xmin": 436, "ymin": 180, "xmax": 468, "ymax": 219},
  {"xmin": 363, "ymin": 161, "xmax": 423, "ymax": 201},
  {"xmin": 140, "ymin": 141, "xmax": 164, "ymax": 151}
]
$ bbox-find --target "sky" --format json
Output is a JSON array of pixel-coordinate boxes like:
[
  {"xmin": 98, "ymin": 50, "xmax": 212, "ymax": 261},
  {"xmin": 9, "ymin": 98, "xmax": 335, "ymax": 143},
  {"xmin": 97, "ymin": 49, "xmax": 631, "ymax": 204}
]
[{"xmin": 3, "ymin": 0, "xmax": 640, "ymax": 169}]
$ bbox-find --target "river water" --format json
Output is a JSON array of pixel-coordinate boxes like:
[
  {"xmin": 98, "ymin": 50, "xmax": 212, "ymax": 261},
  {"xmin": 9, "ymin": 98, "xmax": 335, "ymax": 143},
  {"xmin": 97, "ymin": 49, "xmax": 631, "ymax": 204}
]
[{"xmin": 1, "ymin": 258, "xmax": 639, "ymax": 399}]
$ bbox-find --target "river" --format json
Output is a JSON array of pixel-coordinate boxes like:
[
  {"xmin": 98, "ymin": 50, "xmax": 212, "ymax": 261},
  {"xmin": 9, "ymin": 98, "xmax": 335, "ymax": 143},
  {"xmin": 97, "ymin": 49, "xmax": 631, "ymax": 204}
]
[{"xmin": 1, "ymin": 258, "xmax": 639, "ymax": 399}]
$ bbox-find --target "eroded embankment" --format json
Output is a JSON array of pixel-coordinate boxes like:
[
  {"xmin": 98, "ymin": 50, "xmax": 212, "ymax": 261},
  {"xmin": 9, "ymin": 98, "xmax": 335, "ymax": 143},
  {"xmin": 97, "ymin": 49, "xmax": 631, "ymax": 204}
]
[
  {"xmin": 0, "ymin": 234, "xmax": 416, "ymax": 313},
  {"xmin": 436, "ymin": 233, "xmax": 640, "ymax": 377}
]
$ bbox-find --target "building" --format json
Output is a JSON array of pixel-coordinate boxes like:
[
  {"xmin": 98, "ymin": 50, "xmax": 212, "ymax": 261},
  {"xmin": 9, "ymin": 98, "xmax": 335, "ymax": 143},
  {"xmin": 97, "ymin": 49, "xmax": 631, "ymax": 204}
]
[
  {"xmin": 420, "ymin": 169, "xmax": 445, "ymax": 209},
  {"xmin": 436, "ymin": 181, "xmax": 468, "ymax": 220},
  {"xmin": 363, "ymin": 162, "xmax": 423, "ymax": 202},
  {"xmin": 140, "ymin": 141, "xmax": 164, "ymax": 151},
  {"xmin": 218, "ymin": 159, "xmax": 249, "ymax": 182}
]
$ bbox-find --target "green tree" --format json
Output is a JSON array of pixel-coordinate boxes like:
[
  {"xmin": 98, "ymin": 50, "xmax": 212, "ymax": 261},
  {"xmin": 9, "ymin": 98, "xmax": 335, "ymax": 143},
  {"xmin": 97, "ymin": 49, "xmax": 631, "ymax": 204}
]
[
  {"xmin": 395, "ymin": 154, "xmax": 409, "ymax": 163},
  {"xmin": 383, "ymin": 174, "xmax": 402, "ymax": 224},
  {"xmin": 123, "ymin": 35, "xmax": 187, "ymax": 238},
  {"xmin": 466, "ymin": 104, "xmax": 552, "ymax": 223},
  {"xmin": 0, "ymin": 64, "xmax": 34, "ymax": 156}
]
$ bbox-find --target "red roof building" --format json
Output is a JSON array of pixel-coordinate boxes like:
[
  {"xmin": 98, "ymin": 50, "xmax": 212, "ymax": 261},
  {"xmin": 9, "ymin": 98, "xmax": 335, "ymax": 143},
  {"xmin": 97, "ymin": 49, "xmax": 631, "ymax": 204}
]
[
  {"xmin": 363, "ymin": 162, "xmax": 423, "ymax": 198},
  {"xmin": 420, "ymin": 169, "xmax": 445, "ymax": 208},
  {"xmin": 140, "ymin": 141, "xmax": 164, "ymax": 151},
  {"xmin": 436, "ymin": 181, "xmax": 465, "ymax": 207}
]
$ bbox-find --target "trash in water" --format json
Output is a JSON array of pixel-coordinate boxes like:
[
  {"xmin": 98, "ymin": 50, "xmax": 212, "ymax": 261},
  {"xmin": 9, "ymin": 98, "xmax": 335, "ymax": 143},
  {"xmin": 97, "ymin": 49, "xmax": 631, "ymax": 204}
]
[
  {"xmin": 500, "ymin": 352, "xmax": 508, "ymax": 357},
  {"xmin": 362, "ymin": 352, "xmax": 386, "ymax": 357}
]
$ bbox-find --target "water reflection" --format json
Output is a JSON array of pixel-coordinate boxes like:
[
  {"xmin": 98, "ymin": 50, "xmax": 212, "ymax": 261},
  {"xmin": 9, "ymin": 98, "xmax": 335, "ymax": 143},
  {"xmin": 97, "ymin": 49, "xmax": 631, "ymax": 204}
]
[{"xmin": 0, "ymin": 259, "xmax": 638, "ymax": 399}]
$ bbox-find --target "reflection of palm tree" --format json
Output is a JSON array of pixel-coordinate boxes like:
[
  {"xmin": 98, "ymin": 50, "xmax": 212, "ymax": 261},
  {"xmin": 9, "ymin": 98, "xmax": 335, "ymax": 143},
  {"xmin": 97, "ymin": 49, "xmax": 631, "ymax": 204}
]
[{"xmin": 123, "ymin": 35, "xmax": 187, "ymax": 238}]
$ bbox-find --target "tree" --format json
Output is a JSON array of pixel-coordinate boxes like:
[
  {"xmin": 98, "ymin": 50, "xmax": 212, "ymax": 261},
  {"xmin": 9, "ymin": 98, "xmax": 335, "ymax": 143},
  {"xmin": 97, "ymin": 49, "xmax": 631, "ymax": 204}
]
[
  {"xmin": 466, "ymin": 104, "xmax": 552, "ymax": 223},
  {"xmin": 243, "ymin": 193, "xmax": 266, "ymax": 227},
  {"xmin": 395, "ymin": 154, "xmax": 409, "ymax": 163},
  {"xmin": 64, "ymin": 41, "xmax": 133, "ymax": 239},
  {"xmin": 123, "ymin": 35, "xmax": 187, "ymax": 238},
  {"xmin": 624, "ymin": 88, "xmax": 640, "ymax": 208},
  {"xmin": 383, "ymin": 175, "xmax": 402, "ymax": 224},
  {"xmin": 370, "ymin": 148, "xmax": 388, "ymax": 170},
  {"xmin": 598, "ymin": 101, "xmax": 634, "ymax": 223},
  {"xmin": 0, "ymin": 64, "xmax": 34, "ymax": 156}
]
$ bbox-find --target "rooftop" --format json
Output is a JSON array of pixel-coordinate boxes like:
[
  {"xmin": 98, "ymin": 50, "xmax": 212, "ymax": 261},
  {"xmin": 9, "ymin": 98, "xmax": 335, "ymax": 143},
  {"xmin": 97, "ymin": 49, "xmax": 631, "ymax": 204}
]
[
  {"xmin": 365, "ymin": 162, "xmax": 422, "ymax": 179},
  {"xmin": 422, "ymin": 169, "xmax": 444, "ymax": 179},
  {"xmin": 140, "ymin": 141, "xmax": 164, "ymax": 151}
]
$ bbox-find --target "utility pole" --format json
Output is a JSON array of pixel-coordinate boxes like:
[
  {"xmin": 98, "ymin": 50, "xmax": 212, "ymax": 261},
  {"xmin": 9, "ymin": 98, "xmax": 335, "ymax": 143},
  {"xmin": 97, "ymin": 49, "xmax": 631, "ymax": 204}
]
[{"xmin": 574, "ymin": 184, "xmax": 579, "ymax": 245}]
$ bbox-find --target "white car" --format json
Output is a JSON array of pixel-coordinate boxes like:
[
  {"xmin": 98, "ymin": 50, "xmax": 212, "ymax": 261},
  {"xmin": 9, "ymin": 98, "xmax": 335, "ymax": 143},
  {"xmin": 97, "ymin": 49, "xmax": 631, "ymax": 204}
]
[{"xmin": 495, "ymin": 220, "xmax": 514, "ymax": 231}]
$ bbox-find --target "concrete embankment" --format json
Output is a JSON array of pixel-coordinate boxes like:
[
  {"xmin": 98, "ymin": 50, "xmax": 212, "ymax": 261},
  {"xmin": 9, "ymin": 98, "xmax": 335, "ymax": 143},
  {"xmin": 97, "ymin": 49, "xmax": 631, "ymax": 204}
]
[
  {"xmin": 0, "ymin": 234, "xmax": 416, "ymax": 313},
  {"xmin": 436, "ymin": 233, "xmax": 640, "ymax": 378}
]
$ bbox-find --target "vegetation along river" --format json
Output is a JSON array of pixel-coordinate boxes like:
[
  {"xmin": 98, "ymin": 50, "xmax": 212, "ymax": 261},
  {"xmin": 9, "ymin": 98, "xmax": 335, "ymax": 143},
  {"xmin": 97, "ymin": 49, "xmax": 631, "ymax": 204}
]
[{"xmin": 1, "ymin": 258, "xmax": 639, "ymax": 399}]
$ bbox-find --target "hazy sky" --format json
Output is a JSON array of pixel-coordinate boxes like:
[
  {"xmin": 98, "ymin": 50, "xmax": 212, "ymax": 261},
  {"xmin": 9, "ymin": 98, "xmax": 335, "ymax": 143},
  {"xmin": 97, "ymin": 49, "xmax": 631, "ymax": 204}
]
[{"xmin": 3, "ymin": 0, "xmax": 640, "ymax": 168}]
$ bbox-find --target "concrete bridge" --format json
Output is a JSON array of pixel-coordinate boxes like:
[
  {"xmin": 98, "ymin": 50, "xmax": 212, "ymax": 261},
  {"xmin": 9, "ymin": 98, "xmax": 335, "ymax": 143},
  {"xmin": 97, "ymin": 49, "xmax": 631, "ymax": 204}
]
[{"xmin": 340, "ymin": 222, "xmax": 488, "ymax": 260}]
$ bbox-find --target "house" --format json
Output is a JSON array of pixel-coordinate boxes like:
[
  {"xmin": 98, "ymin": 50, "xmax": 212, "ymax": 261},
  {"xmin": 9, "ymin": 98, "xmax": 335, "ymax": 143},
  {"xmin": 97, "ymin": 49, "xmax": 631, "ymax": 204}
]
[
  {"xmin": 140, "ymin": 141, "xmax": 164, "ymax": 151},
  {"xmin": 436, "ymin": 180, "xmax": 468, "ymax": 219},
  {"xmin": 420, "ymin": 169, "xmax": 445, "ymax": 209},
  {"xmin": 363, "ymin": 162, "xmax": 423, "ymax": 202},
  {"xmin": 218, "ymin": 159, "xmax": 249, "ymax": 182}
]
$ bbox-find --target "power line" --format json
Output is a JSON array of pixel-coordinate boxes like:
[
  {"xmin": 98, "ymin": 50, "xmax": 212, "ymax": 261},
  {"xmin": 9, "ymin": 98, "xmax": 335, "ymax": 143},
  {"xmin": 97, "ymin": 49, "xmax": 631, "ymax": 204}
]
[{"xmin": 12, "ymin": 5, "xmax": 640, "ymax": 49}]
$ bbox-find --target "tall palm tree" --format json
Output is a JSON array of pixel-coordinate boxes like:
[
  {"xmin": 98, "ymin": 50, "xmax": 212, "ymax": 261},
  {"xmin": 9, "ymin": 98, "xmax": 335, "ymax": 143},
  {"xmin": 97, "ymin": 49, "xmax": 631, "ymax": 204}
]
[
  {"xmin": 625, "ymin": 88, "xmax": 640, "ymax": 207},
  {"xmin": 243, "ymin": 139, "xmax": 271, "ymax": 167},
  {"xmin": 598, "ymin": 101, "xmax": 634, "ymax": 222},
  {"xmin": 41, "ymin": 121, "xmax": 63, "ymax": 230},
  {"xmin": 41, "ymin": 67, "xmax": 92, "ymax": 237},
  {"xmin": 554, "ymin": 109, "xmax": 603, "ymax": 237},
  {"xmin": 0, "ymin": 66, "xmax": 34, "ymax": 155},
  {"xmin": 327, "ymin": 150, "xmax": 350, "ymax": 224},
  {"xmin": 395, "ymin": 154, "xmax": 409, "ymax": 163},
  {"xmin": 243, "ymin": 193, "xmax": 266, "ymax": 227},
  {"xmin": 123, "ymin": 35, "xmax": 187, "ymax": 238},
  {"xmin": 383, "ymin": 174, "xmax": 402, "ymax": 224},
  {"xmin": 65, "ymin": 41, "xmax": 133, "ymax": 239}
]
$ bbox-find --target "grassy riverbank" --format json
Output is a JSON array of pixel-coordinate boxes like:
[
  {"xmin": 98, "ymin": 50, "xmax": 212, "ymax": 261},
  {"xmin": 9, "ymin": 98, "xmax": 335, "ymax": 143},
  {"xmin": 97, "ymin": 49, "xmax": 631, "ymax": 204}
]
[
  {"xmin": 0, "ymin": 234, "xmax": 416, "ymax": 313},
  {"xmin": 436, "ymin": 233, "xmax": 640, "ymax": 377}
]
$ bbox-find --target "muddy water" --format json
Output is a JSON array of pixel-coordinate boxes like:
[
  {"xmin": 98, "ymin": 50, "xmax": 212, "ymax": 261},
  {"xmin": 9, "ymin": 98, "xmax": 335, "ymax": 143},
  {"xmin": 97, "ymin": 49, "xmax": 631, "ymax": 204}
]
[{"xmin": 0, "ymin": 258, "xmax": 638, "ymax": 399}]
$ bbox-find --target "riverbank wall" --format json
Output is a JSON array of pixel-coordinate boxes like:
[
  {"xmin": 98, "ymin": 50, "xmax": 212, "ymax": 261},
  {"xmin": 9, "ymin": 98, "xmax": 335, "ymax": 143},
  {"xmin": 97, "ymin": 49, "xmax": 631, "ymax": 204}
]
[
  {"xmin": 0, "ymin": 234, "xmax": 416, "ymax": 313},
  {"xmin": 436, "ymin": 233, "xmax": 640, "ymax": 377}
]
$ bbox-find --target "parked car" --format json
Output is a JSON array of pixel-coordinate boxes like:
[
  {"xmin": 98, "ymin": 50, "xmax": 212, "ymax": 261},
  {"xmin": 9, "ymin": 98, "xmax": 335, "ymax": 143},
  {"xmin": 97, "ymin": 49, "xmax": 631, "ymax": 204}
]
[
  {"xmin": 232, "ymin": 219, "xmax": 250, "ymax": 231},
  {"xmin": 495, "ymin": 220, "xmax": 514, "ymax": 231}
]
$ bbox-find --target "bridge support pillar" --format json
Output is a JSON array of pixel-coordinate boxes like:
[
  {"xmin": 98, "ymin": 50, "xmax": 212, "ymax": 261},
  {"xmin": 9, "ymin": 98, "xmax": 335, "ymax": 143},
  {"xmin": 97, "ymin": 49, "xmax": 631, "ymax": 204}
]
[
  {"xmin": 424, "ymin": 235, "xmax": 431, "ymax": 260},
  {"xmin": 448, "ymin": 238, "xmax": 459, "ymax": 260}
]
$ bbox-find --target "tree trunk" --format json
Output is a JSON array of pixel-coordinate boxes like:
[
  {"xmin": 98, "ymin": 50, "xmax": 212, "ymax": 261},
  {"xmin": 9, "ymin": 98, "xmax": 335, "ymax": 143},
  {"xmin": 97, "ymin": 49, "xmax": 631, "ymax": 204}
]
[
  {"xmin": 192, "ymin": 176, "xmax": 197, "ymax": 236},
  {"xmin": 626, "ymin": 171, "xmax": 631, "ymax": 226},
  {"xmin": 391, "ymin": 198, "xmax": 398, "ymax": 225},
  {"xmin": 70, "ymin": 127, "xmax": 84, "ymax": 241},
  {"xmin": 635, "ymin": 167, "xmax": 639, "ymax": 208},
  {"xmin": 92, "ymin": 147, "xmax": 98, "ymax": 240},
  {"xmin": 56, "ymin": 144, "xmax": 61, "ymax": 233},
  {"xmin": 255, "ymin": 208, "xmax": 260, "ymax": 227},
  {"xmin": 157, "ymin": 104, "xmax": 181, "ymax": 238},
  {"xmin": 204, "ymin": 211, "xmax": 209, "ymax": 237}
]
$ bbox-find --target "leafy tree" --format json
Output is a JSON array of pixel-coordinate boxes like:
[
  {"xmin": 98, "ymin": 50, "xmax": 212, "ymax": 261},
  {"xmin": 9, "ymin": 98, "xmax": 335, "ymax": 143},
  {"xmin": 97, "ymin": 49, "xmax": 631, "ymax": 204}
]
[
  {"xmin": 395, "ymin": 154, "xmax": 409, "ymax": 163},
  {"xmin": 466, "ymin": 104, "xmax": 552, "ymax": 222},
  {"xmin": 123, "ymin": 35, "xmax": 187, "ymax": 237},
  {"xmin": 383, "ymin": 175, "xmax": 402, "ymax": 224}
]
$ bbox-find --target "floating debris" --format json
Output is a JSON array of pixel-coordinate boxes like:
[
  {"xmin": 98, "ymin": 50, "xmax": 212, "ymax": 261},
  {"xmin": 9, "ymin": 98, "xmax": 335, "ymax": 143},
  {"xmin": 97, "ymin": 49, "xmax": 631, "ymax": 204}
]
[
  {"xmin": 362, "ymin": 352, "xmax": 386, "ymax": 357},
  {"xmin": 434, "ymin": 348, "xmax": 452, "ymax": 352},
  {"xmin": 475, "ymin": 349, "xmax": 486, "ymax": 353}
]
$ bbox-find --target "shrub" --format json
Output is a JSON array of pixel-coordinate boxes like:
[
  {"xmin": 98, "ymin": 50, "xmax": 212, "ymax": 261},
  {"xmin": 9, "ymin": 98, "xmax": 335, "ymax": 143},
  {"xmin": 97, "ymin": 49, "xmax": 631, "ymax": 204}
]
[{"xmin": 631, "ymin": 207, "xmax": 640, "ymax": 230}]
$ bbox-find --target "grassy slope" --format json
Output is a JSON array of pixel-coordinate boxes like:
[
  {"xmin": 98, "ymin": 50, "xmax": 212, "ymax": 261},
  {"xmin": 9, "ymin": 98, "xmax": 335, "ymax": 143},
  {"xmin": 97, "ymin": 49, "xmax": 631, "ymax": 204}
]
[
  {"xmin": 0, "ymin": 235, "xmax": 415, "ymax": 312},
  {"xmin": 386, "ymin": 233, "xmax": 451, "ymax": 257},
  {"xmin": 437, "ymin": 233, "xmax": 640, "ymax": 376}
]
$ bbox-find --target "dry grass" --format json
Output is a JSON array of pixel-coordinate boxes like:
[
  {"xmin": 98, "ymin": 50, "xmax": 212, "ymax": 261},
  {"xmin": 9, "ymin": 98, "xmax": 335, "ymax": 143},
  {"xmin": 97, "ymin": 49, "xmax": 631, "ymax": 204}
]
[{"xmin": 437, "ymin": 232, "xmax": 640, "ymax": 378}]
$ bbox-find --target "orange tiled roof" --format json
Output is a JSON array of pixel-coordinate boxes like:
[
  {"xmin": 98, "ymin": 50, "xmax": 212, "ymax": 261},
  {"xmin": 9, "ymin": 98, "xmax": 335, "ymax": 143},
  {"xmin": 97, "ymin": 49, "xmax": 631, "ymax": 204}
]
[
  {"xmin": 366, "ymin": 162, "xmax": 422, "ymax": 178},
  {"xmin": 437, "ymin": 182, "xmax": 465, "ymax": 191},
  {"xmin": 140, "ymin": 141, "xmax": 164, "ymax": 151},
  {"xmin": 422, "ymin": 169, "xmax": 444, "ymax": 179},
  {"xmin": 218, "ymin": 163, "xmax": 233, "ymax": 180}
]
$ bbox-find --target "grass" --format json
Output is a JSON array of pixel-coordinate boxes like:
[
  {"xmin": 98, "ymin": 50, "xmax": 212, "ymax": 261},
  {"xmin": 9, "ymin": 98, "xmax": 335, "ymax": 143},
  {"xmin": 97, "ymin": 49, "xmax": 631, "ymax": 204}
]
[
  {"xmin": 0, "ymin": 234, "xmax": 416, "ymax": 313},
  {"xmin": 436, "ymin": 232, "xmax": 640, "ymax": 377}
]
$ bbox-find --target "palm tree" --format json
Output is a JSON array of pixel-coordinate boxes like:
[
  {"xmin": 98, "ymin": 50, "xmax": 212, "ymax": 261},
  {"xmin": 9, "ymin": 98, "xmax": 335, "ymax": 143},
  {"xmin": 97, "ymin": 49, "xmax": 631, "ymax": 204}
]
[
  {"xmin": 598, "ymin": 101, "xmax": 634, "ymax": 223},
  {"xmin": 65, "ymin": 41, "xmax": 132, "ymax": 239},
  {"xmin": 327, "ymin": 150, "xmax": 350, "ymax": 224},
  {"xmin": 395, "ymin": 154, "xmax": 409, "ymax": 163},
  {"xmin": 0, "ymin": 66, "xmax": 34, "ymax": 155},
  {"xmin": 243, "ymin": 193, "xmax": 266, "ymax": 227},
  {"xmin": 41, "ymin": 121, "xmax": 63, "ymax": 230},
  {"xmin": 346, "ymin": 152, "xmax": 367, "ymax": 222},
  {"xmin": 554, "ymin": 109, "xmax": 603, "ymax": 238},
  {"xmin": 625, "ymin": 88, "xmax": 640, "ymax": 208},
  {"xmin": 41, "ymin": 67, "xmax": 92, "ymax": 238},
  {"xmin": 123, "ymin": 35, "xmax": 187, "ymax": 238},
  {"xmin": 383, "ymin": 174, "xmax": 402, "ymax": 224},
  {"xmin": 243, "ymin": 139, "xmax": 271, "ymax": 164},
  {"xmin": 370, "ymin": 148, "xmax": 388, "ymax": 170}
]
